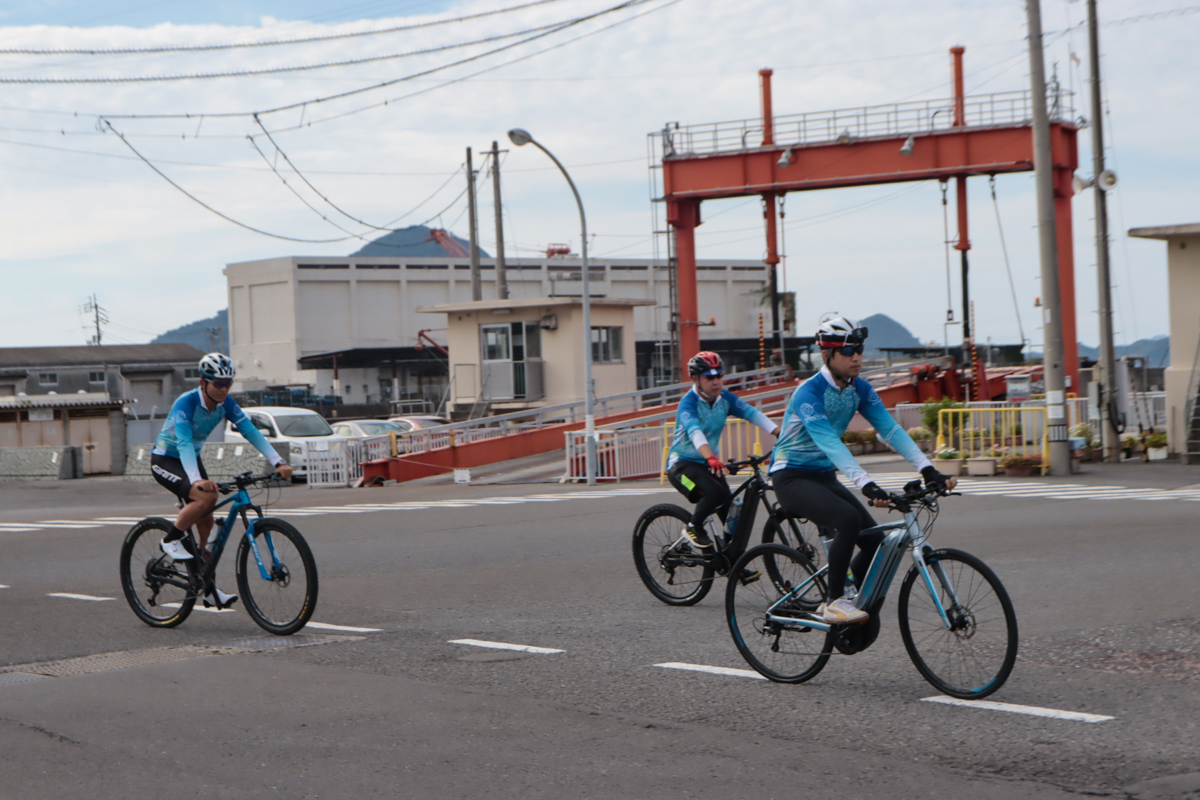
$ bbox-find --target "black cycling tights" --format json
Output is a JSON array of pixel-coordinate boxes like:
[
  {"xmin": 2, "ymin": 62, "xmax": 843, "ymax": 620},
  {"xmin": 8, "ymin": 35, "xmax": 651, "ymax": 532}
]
[
  {"xmin": 772, "ymin": 469, "xmax": 884, "ymax": 602},
  {"xmin": 667, "ymin": 460, "xmax": 731, "ymax": 531}
]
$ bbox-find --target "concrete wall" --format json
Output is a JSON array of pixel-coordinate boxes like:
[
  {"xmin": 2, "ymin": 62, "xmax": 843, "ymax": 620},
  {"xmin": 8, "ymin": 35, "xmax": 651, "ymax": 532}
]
[
  {"xmin": 0, "ymin": 446, "xmax": 83, "ymax": 481},
  {"xmin": 124, "ymin": 441, "xmax": 289, "ymax": 484},
  {"xmin": 1165, "ymin": 232, "xmax": 1200, "ymax": 453}
]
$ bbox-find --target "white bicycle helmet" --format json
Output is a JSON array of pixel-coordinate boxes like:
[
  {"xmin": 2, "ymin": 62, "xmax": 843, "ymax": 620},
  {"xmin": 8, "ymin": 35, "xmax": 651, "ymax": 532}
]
[
  {"xmin": 815, "ymin": 315, "xmax": 868, "ymax": 348},
  {"xmin": 198, "ymin": 352, "xmax": 236, "ymax": 380}
]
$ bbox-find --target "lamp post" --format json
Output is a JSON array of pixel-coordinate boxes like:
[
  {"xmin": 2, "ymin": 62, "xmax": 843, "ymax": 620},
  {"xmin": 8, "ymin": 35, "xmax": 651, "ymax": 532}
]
[{"xmin": 507, "ymin": 128, "xmax": 596, "ymax": 485}]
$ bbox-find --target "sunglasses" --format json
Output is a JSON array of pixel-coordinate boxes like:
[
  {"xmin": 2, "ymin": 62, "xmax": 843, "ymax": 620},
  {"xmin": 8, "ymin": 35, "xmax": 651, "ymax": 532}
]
[
  {"xmin": 208, "ymin": 379, "xmax": 233, "ymax": 389},
  {"xmin": 823, "ymin": 344, "xmax": 864, "ymax": 356}
]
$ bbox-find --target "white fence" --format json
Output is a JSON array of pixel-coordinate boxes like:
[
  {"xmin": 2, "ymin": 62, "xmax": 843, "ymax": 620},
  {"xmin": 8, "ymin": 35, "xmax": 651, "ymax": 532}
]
[
  {"xmin": 564, "ymin": 429, "xmax": 664, "ymax": 483},
  {"xmin": 303, "ymin": 436, "xmax": 391, "ymax": 489}
]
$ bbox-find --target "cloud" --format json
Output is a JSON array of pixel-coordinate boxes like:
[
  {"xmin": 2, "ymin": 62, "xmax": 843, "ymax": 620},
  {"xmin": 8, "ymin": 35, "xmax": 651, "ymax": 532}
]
[{"xmin": 0, "ymin": 0, "xmax": 1193, "ymax": 349}]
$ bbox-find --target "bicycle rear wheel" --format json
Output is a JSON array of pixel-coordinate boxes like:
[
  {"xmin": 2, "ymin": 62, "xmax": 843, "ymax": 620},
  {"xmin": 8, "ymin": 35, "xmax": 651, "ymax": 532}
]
[
  {"xmin": 236, "ymin": 519, "xmax": 318, "ymax": 636},
  {"xmin": 726, "ymin": 543, "xmax": 832, "ymax": 683},
  {"xmin": 119, "ymin": 517, "xmax": 196, "ymax": 628},
  {"xmin": 632, "ymin": 504, "xmax": 716, "ymax": 606},
  {"xmin": 898, "ymin": 548, "xmax": 1018, "ymax": 699}
]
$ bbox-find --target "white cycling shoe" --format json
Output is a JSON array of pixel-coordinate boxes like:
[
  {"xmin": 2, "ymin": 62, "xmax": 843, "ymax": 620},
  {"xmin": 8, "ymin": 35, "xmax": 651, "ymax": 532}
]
[
  {"xmin": 160, "ymin": 538, "xmax": 193, "ymax": 561},
  {"xmin": 819, "ymin": 597, "xmax": 869, "ymax": 624},
  {"xmin": 203, "ymin": 587, "xmax": 239, "ymax": 610}
]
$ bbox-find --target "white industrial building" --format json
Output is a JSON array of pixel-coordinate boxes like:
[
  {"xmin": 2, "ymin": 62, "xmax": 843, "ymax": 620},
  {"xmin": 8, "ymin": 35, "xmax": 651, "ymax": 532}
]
[{"xmin": 225, "ymin": 255, "xmax": 782, "ymax": 408}]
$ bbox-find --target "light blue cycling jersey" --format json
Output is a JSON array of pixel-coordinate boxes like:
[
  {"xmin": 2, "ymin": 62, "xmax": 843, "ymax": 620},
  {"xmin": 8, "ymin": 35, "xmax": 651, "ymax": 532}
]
[
  {"xmin": 769, "ymin": 366, "xmax": 931, "ymax": 487},
  {"xmin": 666, "ymin": 387, "xmax": 777, "ymax": 469},
  {"xmin": 153, "ymin": 389, "xmax": 283, "ymax": 484}
]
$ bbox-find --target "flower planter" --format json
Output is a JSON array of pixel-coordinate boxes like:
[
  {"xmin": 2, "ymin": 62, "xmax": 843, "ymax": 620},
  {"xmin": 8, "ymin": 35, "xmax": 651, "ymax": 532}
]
[
  {"xmin": 967, "ymin": 457, "xmax": 998, "ymax": 476},
  {"xmin": 936, "ymin": 459, "xmax": 965, "ymax": 476},
  {"xmin": 1004, "ymin": 466, "xmax": 1035, "ymax": 477},
  {"xmin": 1147, "ymin": 446, "xmax": 1169, "ymax": 461},
  {"xmin": 914, "ymin": 439, "xmax": 933, "ymax": 453}
]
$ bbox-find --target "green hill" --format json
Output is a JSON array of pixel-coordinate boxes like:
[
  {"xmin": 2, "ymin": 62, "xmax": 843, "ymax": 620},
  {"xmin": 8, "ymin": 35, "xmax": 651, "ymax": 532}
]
[{"xmin": 151, "ymin": 309, "xmax": 229, "ymax": 353}]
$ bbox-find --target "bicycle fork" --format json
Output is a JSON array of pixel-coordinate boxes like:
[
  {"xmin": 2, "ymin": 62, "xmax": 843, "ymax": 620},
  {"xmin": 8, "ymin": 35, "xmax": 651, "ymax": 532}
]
[{"xmin": 912, "ymin": 545, "xmax": 966, "ymax": 632}]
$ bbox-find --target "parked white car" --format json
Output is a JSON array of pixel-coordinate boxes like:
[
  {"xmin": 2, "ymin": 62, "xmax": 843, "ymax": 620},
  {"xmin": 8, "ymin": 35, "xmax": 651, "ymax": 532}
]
[
  {"xmin": 330, "ymin": 419, "xmax": 407, "ymax": 438},
  {"xmin": 224, "ymin": 406, "xmax": 344, "ymax": 480}
]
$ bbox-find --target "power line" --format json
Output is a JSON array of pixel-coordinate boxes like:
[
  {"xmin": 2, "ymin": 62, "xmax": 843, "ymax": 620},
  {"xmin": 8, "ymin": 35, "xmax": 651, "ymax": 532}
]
[
  {"xmin": 0, "ymin": 21, "xmax": 567, "ymax": 84},
  {"xmin": 102, "ymin": 119, "xmax": 357, "ymax": 243},
  {"xmin": 0, "ymin": 0, "xmax": 567, "ymax": 55},
  {"xmin": 98, "ymin": 0, "xmax": 664, "ymax": 120}
]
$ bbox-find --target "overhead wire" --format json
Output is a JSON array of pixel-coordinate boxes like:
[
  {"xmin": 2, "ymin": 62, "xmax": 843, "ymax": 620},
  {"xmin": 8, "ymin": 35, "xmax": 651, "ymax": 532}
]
[
  {"xmin": 97, "ymin": 0, "xmax": 668, "ymax": 120},
  {"xmin": 0, "ymin": 21, "xmax": 571, "ymax": 84},
  {"xmin": 0, "ymin": 0, "xmax": 567, "ymax": 55}
]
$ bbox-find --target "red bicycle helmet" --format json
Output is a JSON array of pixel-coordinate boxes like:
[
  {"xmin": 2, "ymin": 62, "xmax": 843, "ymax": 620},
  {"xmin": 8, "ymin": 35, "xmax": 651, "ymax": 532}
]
[{"xmin": 688, "ymin": 351, "xmax": 724, "ymax": 377}]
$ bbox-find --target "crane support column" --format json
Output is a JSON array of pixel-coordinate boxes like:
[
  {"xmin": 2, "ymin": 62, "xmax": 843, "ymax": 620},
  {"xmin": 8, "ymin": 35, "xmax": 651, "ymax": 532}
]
[
  {"xmin": 669, "ymin": 199, "xmax": 702, "ymax": 373},
  {"xmin": 1054, "ymin": 166, "xmax": 1081, "ymax": 391}
]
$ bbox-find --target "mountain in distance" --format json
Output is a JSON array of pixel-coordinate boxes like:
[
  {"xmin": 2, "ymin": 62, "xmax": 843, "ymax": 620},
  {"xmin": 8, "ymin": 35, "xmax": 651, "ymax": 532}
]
[
  {"xmin": 1074, "ymin": 335, "xmax": 1169, "ymax": 368},
  {"xmin": 151, "ymin": 309, "xmax": 229, "ymax": 353},
  {"xmin": 858, "ymin": 313, "xmax": 921, "ymax": 351}
]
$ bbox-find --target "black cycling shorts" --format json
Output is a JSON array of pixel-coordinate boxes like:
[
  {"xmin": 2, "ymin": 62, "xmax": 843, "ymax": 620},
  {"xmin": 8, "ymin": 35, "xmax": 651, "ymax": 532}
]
[{"xmin": 150, "ymin": 453, "xmax": 208, "ymax": 502}]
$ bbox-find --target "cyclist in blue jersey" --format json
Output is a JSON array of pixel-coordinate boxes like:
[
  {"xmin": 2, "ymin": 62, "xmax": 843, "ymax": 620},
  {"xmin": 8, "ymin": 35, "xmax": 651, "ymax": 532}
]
[
  {"xmin": 769, "ymin": 317, "xmax": 956, "ymax": 624},
  {"xmin": 150, "ymin": 353, "xmax": 292, "ymax": 609},
  {"xmin": 666, "ymin": 351, "xmax": 779, "ymax": 553}
]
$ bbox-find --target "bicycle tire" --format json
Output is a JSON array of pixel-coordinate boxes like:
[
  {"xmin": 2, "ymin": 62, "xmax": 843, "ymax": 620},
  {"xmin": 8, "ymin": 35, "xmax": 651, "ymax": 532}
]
[
  {"xmin": 236, "ymin": 518, "xmax": 318, "ymax": 636},
  {"xmin": 119, "ymin": 517, "xmax": 196, "ymax": 628},
  {"xmin": 631, "ymin": 504, "xmax": 715, "ymax": 606},
  {"xmin": 898, "ymin": 548, "xmax": 1018, "ymax": 699},
  {"xmin": 761, "ymin": 516, "xmax": 823, "ymax": 569},
  {"xmin": 726, "ymin": 543, "xmax": 833, "ymax": 683}
]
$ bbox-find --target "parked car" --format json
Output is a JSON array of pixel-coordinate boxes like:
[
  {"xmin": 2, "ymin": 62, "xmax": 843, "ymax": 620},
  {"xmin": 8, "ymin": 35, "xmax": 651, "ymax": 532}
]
[
  {"xmin": 224, "ymin": 406, "xmax": 344, "ymax": 480},
  {"xmin": 330, "ymin": 419, "xmax": 406, "ymax": 438},
  {"xmin": 387, "ymin": 415, "xmax": 451, "ymax": 432}
]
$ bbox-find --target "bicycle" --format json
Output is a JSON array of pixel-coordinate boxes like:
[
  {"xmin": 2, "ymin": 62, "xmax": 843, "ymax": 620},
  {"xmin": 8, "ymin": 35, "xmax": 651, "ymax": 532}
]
[
  {"xmin": 632, "ymin": 453, "xmax": 824, "ymax": 606},
  {"xmin": 725, "ymin": 479, "xmax": 1018, "ymax": 699},
  {"xmin": 119, "ymin": 471, "xmax": 318, "ymax": 635}
]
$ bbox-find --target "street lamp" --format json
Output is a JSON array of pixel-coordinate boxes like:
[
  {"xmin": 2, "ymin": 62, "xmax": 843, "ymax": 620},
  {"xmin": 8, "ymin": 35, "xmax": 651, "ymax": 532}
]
[{"xmin": 507, "ymin": 128, "xmax": 596, "ymax": 485}]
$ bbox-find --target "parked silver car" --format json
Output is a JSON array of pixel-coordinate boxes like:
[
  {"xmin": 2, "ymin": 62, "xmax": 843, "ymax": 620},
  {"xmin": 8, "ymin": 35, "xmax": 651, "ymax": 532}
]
[{"xmin": 224, "ymin": 406, "xmax": 344, "ymax": 479}]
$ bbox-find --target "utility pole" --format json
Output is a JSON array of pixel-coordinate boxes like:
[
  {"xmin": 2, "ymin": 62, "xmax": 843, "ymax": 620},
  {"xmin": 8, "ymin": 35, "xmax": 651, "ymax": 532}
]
[
  {"xmin": 1088, "ymin": 0, "xmax": 1119, "ymax": 463},
  {"xmin": 466, "ymin": 147, "xmax": 482, "ymax": 301},
  {"xmin": 83, "ymin": 293, "xmax": 107, "ymax": 345},
  {"xmin": 1026, "ymin": 0, "xmax": 1071, "ymax": 475},
  {"xmin": 490, "ymin": 140, "xmax": 510, "ymax": 300}
]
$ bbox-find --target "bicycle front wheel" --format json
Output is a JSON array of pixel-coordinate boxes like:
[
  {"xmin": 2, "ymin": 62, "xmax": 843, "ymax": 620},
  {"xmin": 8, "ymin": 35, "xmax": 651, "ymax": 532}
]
[
  {"xmin": 119, "ymin": 517, "xmax": 196, "ymax": 628},
  {"xmin": 898, "ymin": 548, "xmax": 1018, "ymax": 699},
  {"xmin": 236, "ymin": 519, "xmax": 318, "ymax": 635},
  {"xmin": 632, "ymin": 504, "xmax": 715, "ymax": 606},
  {"xmin": 726, "ymin": 543, "xmax": 832, "ymax": 683}
]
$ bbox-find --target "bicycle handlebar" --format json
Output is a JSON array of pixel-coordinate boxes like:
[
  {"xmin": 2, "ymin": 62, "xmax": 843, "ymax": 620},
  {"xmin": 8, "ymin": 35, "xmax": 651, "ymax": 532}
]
[
  {"xmin": 724, "ymin": 452, "xmax": 772, "ymax": 475},
  {"xmin": 888, "ymin": 479, "xmax": 959, "ymax": 512},
  {"xmin": 216, "ymin": 471, "xmax": 284, "ymax": 495}
]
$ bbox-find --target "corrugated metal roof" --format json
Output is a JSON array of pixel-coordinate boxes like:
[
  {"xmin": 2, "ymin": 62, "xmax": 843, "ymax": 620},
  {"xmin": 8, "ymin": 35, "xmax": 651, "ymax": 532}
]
[
  {"xmin": 0, "ymin": 343, "xmax": 205, "ymax": 369},
  {"xmin": 0, "ymin": 392, "xmax": 123, "ymax": 409}
]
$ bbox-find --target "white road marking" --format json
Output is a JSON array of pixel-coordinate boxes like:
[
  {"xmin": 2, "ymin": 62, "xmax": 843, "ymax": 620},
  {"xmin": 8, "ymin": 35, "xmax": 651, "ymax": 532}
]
[
  {"xmin": 163, "ymin": 602, "xmax": 234, "ymax": 613},
  {"xmin": 47, "ymin": 593, "xmax": 113, "ymax": 601},
  {"xmin": 921, "ymin": 696, "xmax": 1115, "ymax": 722},
  {"xmin": 304, "ymin": 621, "xmax": 383, "ymax": 633},
  {"xmin": 654, "ymin": 662, "xmax": 767, "ymax": 680},
  {"xmin": 0, "ymin": 526, "xmax": 39, "ymax": 532},
  {"xmin": 448, "ymin": 638, "xmax": 565, "ymax": 654},
  {"xmin": 0, "ymin": 584, "xmax": 9, "ymax": 589}
]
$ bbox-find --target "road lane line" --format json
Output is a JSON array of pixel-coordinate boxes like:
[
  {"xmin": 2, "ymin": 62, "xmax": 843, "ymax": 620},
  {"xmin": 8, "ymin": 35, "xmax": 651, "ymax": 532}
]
[
  {"xmin": 0, "ymin": 584, "xmax": 8, "ymax": 589},
  {"xmin": 305, "ymin": 622, "xmax": 383, "ymax": 632},
  {"xmin": 654, "ymin": 662, "xmax": 767, "ymax": 680},
  {"xmin": 47, "ymin": 593, "xmax": 114, "ymax": 601},
  {"xmin": 921, "ymin": 696, "xmax": 1114, "ymax": 722},
  {"xmin": 448, "ymin": 638, "xmax": 564, "ymax": 654}
]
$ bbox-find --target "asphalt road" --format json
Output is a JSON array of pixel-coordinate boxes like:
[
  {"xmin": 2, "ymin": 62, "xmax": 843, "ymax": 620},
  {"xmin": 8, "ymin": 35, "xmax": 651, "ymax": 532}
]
[{"xmin": 1, "ymin": 461, "xmax": 1199, "ymax": 799}]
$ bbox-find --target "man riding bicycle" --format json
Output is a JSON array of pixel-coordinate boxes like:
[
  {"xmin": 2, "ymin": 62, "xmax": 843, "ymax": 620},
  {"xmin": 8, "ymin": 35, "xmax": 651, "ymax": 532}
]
[
  {"xmin": 769, "ymin": 317, "xmax": 956, "ymax": 624},
  {"xmin": 150, "ymin": 353, "xmax": 293, "ymax": 609},
  {"xmin": 666, "ymin": 351, "xmax": 779, "ymax": 556}
]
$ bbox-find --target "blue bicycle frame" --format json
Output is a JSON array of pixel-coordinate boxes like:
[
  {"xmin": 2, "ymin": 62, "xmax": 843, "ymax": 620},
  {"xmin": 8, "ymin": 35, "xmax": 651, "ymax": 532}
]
[
  {"xmin": 207, "ymin": 483, "xmax": 281, "ymax": 582},
  {"xmin": 764, "ymin": 507, "xmax": 963, "ymax": 633}
]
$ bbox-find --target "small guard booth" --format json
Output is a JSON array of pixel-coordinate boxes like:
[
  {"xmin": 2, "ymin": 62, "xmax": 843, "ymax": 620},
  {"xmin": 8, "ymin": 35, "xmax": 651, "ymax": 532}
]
[{"xmin": 415, "ymin": 297, "xmax": 653, "ymax": 417}]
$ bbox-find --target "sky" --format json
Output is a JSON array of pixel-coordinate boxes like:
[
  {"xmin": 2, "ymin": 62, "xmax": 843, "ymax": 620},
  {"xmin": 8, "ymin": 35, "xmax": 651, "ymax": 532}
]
[{"xmin": 1, "ymin": 0, "xmax": 1196, "ymax": 352}]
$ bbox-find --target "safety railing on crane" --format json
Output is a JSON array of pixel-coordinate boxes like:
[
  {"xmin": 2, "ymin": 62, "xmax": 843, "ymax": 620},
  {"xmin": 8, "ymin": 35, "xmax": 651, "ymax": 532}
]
[{"xmin": 651, "ymin": 88, "xmax": 1075, "ymax": 161}]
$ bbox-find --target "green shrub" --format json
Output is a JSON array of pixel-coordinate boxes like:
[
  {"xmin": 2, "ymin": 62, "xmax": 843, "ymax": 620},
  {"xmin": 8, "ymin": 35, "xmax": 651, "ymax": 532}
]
[
  {"xmin": 921, "ymin": 397, "xmax": 964, "ymax": 433},
  {"xmin": 1070, "ymin": 422, "xmax": 1097, "ymax": 447},
  {"xmin": 1146, "ymin": 431, "xmax": 1168, "ymax": 448},
  {"xmin": 935, "ymin": 447, "xmax": 962, "ymax": 460},
  {"xmin": 906, "ymin": 426, "xmax": 933, "ymax": 440},
  {"xmin": 1000, "ymin": 453, "xmax": 1043, "ymax": 469}
]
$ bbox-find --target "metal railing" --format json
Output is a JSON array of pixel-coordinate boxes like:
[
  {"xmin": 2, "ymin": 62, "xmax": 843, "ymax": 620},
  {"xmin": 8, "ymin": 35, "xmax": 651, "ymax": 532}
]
[
  {"xmin": 397, "ymin": 366, "xmax": 792, "ymax": 458},
  {"xmin": 937, "ymin": 407, "xmax": 1049, "ymax": 474},
  {"xmin": 304, "ymin": 436, "xmax": 391, "ymax": 489},
  {"xmin": 653, "ymin": 88, "xmax": 1075, "ymax": 160}
]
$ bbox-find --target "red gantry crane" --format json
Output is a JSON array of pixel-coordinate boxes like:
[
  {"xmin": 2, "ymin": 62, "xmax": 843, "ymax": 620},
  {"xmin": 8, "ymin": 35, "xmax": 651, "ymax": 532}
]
[{"xmin": 654, "ymin": 48, "xmax": 1081, "ymax": 392}]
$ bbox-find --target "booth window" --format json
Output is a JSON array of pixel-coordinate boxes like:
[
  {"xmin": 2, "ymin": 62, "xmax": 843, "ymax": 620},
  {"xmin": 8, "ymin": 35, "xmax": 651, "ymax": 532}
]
[{"xmin": 591, "ymin": 327, "xmax": 623, "ymax": 363}]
